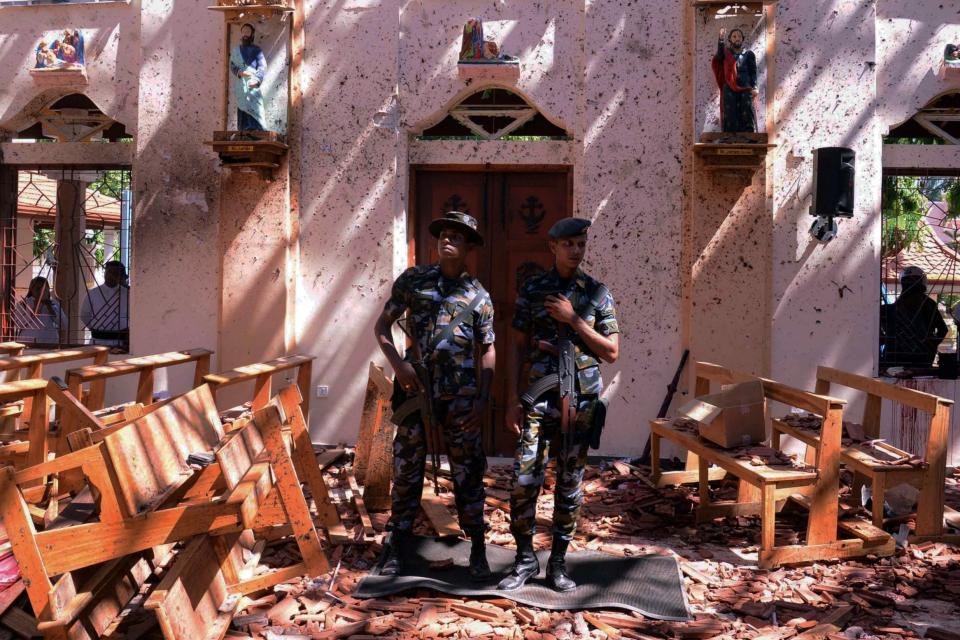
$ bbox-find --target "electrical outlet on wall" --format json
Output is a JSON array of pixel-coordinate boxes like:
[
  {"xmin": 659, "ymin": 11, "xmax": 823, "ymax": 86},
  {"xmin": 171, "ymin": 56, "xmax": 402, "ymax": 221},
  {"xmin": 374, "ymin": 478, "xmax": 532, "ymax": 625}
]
[{"xmin": 316, "ymin": 385, "xmax": 330, "ymax": 398}]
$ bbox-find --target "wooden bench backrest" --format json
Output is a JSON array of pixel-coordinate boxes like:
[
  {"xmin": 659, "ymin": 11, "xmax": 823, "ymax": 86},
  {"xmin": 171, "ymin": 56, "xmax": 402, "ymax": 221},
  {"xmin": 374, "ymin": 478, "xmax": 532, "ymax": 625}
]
[
  {"xmin": 0, "ymin": 342, "xmax": 25, "ymax": 357},
  {"xmin": 815, "ymin": 365, "xmax": 952, "ymax": 461},
  {"xmin": 695, "ymin": 361, "xmax": 845, "ymax": 418},
  {"xmin": 65, "ymin": 348, "xmax": 213, "ymax": 410},
  {"xmin": 0, "ymin": 346, "xmax": 110, "ymax": 373},
  {"xmin": 102, "ymin": 384, "xmax": 223, "ymax": 515},
  {"xmin": 215, "ymin": 418, "xmax": 266, "ymax": 490},
  {"xmin": 816, "ymin": 366, "xmax": 951, "ymax": 414},
  {"xmin": 203, "ymin": 354, "xmax": 314, "ymax": 418}
]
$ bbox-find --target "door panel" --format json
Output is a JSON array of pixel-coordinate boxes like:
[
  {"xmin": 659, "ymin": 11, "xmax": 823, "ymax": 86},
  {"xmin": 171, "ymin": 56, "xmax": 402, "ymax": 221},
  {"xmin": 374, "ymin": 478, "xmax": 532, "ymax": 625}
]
[
  {"xmin": 414, "ymin": 169, "xmax": 571, "ymax": 455},
  {"xmin": 414, "ymin": 172, "xmax": 489, "ymax": 285}
]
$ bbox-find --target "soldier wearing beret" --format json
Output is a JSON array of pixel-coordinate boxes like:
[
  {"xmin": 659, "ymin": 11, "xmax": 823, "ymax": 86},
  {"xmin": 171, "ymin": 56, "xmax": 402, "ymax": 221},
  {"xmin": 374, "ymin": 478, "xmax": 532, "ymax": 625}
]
[
  {"xmin": 498, "ymin": 217, "xmax": 619, "ymax": 592},
  {"xmin": 373, "ymin": 211, "xmax": 496, "ymax": 581}
]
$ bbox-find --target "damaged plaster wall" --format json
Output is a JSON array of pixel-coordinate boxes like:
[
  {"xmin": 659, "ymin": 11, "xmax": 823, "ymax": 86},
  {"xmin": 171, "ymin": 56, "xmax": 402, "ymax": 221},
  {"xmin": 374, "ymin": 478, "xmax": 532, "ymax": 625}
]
[
  {"xmin": 876, "ymin": 0, "xmax": 960, "ymax": 133},
  {"xmin": 131, "ymin": 0, "xmax": 223, "ymax": 394},
  {"xmin": 769, "ymin": 0, "xmax": 881, "ymax": 394},
  {"xmin": 296, "ymin": 0, "xmax": 403, "ymax": 443},
  {"xmin": 0, "ymin": 1, "xmax": 139, "ymax": 133},
  {"xmin": 579, "ymin": 2, "xmax": 685, "ymax": 454}
]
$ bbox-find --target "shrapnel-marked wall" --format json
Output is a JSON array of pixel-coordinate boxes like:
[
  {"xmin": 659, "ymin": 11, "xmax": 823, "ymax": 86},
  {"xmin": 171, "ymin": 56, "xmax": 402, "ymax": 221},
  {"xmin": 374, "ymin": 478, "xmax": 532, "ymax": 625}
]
[{"xmin": 0, "ymin": 1, "xmax": 957, "ymax": 457}]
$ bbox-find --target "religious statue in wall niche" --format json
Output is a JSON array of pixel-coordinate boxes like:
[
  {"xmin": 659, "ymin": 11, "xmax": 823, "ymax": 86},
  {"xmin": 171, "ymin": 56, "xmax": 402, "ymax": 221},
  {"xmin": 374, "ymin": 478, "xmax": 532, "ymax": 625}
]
[
  {"xmin": 946, "ymin": 43, "xmax": 960, "ymax": 67},
  {"xmin": 711, "ymin": 27, "xmax": 758, "ymax": 135},
  {"xmin": 33, "ymin": 29, "xmax": 85, "ymax": 70},
  {"xmin": 459, "ymin": 17, "xmax": 518, "ymax": 64},
  {"xmin": 230, "ymin": 22, "xmax": 268, "ymax": 131}
]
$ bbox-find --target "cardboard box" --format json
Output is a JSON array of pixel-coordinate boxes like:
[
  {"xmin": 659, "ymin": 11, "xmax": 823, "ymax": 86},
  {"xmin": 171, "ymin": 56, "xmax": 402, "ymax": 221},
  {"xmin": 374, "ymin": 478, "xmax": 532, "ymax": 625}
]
[{"xmin": 678, "ymin": 380, "xmax": 766, "ymax": 448}]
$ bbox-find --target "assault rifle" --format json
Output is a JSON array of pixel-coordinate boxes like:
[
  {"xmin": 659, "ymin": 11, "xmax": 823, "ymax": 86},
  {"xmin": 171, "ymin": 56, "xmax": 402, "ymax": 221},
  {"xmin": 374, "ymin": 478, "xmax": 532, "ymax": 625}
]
[
  {"xmin": 638, "ymin": 348, "xmax": 689, "ymax": 465},
  {"xmin": 389, "ymin": 288, "xmax": 489, "ymax": 492},
  {"xmin": 520, "ymin": 285, "xmax": 608, "ymax": 453},
  {"xmin": 390, "ymin": 316, "xmax": 443, "ymax": 493}
]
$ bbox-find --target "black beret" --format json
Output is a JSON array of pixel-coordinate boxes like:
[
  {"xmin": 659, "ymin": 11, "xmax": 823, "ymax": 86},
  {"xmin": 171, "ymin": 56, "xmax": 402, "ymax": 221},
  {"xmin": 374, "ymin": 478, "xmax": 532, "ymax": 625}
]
[{"xmin": 548, "ymin": 217, "xmax": 592, "ymax": 239}]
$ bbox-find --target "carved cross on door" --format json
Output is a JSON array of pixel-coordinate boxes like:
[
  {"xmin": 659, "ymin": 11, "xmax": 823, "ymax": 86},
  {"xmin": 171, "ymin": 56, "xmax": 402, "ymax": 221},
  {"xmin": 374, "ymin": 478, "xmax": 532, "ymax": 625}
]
[
  {"xmin": 442, "ymin": 194, "xmax": 470, "ymax": 215},
  {"xmin": 518, "ymin": 196, "xmax": 546, "ymax": 234}
]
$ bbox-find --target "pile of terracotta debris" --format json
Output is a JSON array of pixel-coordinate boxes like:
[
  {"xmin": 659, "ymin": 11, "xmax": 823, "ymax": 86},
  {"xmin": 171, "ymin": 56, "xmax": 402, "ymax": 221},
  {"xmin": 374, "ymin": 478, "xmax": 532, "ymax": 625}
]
[
  {"xmin": 202, "ymin": 458, "xmax": 960, "ymax": 640},
  {"xmin": 0, "ymin": 353, "xmax": 957, "ymax": 640}
]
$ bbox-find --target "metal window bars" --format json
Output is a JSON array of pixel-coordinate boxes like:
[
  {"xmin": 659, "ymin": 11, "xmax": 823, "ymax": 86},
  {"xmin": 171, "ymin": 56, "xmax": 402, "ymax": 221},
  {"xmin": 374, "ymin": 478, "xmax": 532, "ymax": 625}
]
[
  {"xmin": 2, "ymin": 168, "xmax": 131, "ymax": 351},
  {"xmin": 880, "ymin": 174, "xmax": 960, "ymax": 373}
]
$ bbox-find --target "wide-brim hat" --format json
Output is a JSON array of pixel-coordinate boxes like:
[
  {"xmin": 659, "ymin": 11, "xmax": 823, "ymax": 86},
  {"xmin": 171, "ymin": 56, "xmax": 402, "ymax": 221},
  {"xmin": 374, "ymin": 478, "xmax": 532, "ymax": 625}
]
[{"xmin": 428, "ymin": 211, "xmax": 484, "ymax": 246}]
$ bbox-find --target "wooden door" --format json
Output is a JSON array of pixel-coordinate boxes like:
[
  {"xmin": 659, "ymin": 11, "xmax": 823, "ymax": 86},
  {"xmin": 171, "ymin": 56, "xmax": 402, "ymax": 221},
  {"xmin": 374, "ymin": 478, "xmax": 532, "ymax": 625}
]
[{"xmin": 413, "ymin": 168, "xmax": 572, "ymax": 454}]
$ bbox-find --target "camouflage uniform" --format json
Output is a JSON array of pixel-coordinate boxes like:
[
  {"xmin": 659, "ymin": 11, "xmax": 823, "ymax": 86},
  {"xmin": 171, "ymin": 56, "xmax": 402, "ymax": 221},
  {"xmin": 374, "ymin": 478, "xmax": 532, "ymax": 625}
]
[
  {"xmin": 384, "ymin": 264, "xmax": 495, "ymax": 537},
  {"xmin": 509, "ymin": 267, "xmax": 618, "ymax": 541}
]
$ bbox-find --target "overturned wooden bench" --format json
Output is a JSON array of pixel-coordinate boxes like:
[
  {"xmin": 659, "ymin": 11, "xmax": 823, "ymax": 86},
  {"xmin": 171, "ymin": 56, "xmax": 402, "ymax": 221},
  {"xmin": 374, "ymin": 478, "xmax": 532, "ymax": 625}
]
[
  {"xmin": 59, "ymin": 348, "xmax": 212, "ymax": 438},
  {"xmin": 203, "ymin": 356, "xmax": 349, "ymax": 543},
  {"xmin": 650, "ymin": 362, "xmax": 895, "ymax": 569},
  {"xmin": 203, "ymin": 353, "xmax": 314, "ymax": 419},
  {"xmin": 0, "ymin": 383, "xmax": 330, "ymax": 639},
  {"xmin": 773, "ymin": 365, "xmax": 955, "ymax": 542}
]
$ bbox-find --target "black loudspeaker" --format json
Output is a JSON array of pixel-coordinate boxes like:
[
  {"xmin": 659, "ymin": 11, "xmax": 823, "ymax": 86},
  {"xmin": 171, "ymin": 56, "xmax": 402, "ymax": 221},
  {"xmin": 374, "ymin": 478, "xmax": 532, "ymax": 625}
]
[{"xmin": 810, "ymin": 147, "xmax": 855, "ymax": 218}]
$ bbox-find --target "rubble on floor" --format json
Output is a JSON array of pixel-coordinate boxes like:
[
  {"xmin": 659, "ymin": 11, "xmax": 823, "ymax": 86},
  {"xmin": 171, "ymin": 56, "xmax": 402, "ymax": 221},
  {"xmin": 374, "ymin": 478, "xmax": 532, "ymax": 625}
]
[{"xmin": 2, "ymin": 455, "xmax": 959, "ymax": 640}]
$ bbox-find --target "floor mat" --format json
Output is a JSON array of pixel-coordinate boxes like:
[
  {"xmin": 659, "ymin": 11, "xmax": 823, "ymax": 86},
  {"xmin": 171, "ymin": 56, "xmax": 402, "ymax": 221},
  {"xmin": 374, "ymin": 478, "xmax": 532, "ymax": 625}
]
[{"xmin": 354, "ymin": 536, "xmax": 690, "ymax": 621}]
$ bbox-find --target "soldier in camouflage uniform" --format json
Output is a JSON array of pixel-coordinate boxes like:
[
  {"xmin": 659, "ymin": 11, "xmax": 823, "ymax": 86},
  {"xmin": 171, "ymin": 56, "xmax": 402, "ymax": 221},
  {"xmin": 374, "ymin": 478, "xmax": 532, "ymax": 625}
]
[
  {"xmin": 373, "ymin": 211, "xmax": 496, "ymax": 581},
  {"xmin": 498, "ymin": 217, "xmax": 620, "ymax": 592}
]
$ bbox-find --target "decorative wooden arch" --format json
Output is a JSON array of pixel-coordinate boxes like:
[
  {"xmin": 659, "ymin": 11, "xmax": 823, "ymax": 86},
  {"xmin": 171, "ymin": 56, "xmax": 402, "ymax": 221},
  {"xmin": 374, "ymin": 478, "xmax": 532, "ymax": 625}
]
[
  {"xmin": 414, "ymin": 84, "xmax": 571, "ymax": 141},
  {"xmin": 887, "ymin": 91, "xmax": 960, "ymax": 145}
]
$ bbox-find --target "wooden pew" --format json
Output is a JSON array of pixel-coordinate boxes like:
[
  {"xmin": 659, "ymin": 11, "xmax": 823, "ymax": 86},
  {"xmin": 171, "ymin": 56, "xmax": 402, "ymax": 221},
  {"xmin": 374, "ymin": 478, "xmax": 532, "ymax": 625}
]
[
  {"xmin": 652, "ymin": 361, "xmax": 754, "ymax": 487},
  {"xmin": 772, "ymin": 366, "xmax": 955, "ymax": 541},
  {"xmin": 650, "ymin": 362, "xmax": 894, "ymax": 568},
  {"xmin": 0, "ymin": 346, "xmax": 109, "ymax": 429},
  {"xmin": 0, "ymin": 384, "xmax": 329, "ymax": 639},
  {"xmin": 60, "ymin": 348, "xmax": 212, "ymax": 440},
  {"xmin": 203, "ymin": 354, "xmax": 314, "ymax": 420},
  {"xmin": 202, "ymin": 355, "xmax": 350, "ymax": 543},
  {"xmin": 0, "ymin": 379, "xmax": 51, "ymax": 474}
]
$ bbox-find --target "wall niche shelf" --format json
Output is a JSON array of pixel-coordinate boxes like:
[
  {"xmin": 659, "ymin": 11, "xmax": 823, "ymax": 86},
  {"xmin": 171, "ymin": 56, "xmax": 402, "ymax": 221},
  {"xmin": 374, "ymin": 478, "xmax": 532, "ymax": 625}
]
[
  {"xmin": 694, "ymin": 132, "xmax": 775, "ymax": 172},
  {"xmin": 205, "ymin": 131, "xmax": 288, "ymax": 180}
]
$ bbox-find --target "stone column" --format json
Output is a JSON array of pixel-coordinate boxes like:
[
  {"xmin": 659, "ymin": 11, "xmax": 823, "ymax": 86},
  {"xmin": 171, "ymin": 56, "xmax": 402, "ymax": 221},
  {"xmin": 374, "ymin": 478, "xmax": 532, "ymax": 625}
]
[{"xmin": 55, "ymin": 179, "xmax": 87, "ymax": 344}]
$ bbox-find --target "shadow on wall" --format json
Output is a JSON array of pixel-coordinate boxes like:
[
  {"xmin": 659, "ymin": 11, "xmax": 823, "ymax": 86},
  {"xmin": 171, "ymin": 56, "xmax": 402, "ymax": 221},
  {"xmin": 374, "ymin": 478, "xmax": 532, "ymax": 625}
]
[
  {"xmin": 0, "ymin": 5, "xmax": 136, "ymax": 130},
  {"xmin": 129, "ymin": 2, "xmax": 230, "ymax": 396},
  {"xmin": 877, "ymin": 0, "xmax": 960, "ymax": 129}
]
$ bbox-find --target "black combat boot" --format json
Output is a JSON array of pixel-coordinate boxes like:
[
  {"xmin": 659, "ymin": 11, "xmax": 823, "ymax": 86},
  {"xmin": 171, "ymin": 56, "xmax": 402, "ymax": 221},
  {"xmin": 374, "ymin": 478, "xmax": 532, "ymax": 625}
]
[
  {"xmin": 468, "ymin": 533, "xmax": 492, "ymax": 582},
  {"xmin": 545, "ymin": 537, "xmax": 576, "ymax": 592},
  {"xmin": 378, "ymin": 530, "xmax": 408, "ymax": 576},
  {"xmin": 497, "ymin": 535, "xmax": 539, "ymax": 591}
]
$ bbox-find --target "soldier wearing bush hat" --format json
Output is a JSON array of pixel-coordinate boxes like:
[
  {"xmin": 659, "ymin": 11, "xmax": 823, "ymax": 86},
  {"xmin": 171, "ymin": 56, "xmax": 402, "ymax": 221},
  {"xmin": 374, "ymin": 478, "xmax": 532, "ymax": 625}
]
[{"xmin": 373, "ymin": 210, "xmax": 495, "ymax": 581}]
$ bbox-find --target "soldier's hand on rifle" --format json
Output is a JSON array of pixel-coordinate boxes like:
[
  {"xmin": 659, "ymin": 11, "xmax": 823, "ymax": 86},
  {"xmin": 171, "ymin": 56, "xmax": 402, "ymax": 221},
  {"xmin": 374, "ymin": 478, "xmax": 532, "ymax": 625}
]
[
  {"xmin": 395, "ymin": 361, "xmax": 422, "ymax": 393},
  {"xmin": 544, "ymin": 294, "xmax": 577, "ymax": 325},
  {"xmin": 506, "ymin": 402, "xmax": 524, "ymax": 435}
]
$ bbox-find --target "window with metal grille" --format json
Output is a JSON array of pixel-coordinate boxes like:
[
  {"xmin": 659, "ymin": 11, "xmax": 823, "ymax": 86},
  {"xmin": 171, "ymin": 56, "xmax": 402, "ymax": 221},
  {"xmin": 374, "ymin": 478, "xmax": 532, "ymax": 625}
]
[
  {"xmin": 2, "ymin": 168, "xmax": 132, "ymax": 351},
  {"xmin": 880, "ymin": 173, "xmax": 960, "ymax": 374}
]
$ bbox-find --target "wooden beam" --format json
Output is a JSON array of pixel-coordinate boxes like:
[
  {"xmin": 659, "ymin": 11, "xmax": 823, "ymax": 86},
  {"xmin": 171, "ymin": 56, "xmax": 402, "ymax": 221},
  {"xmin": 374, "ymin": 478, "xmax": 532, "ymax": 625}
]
[
  {"xmin": 421, "ymin": 484, "xmax": 463, "ymax": 537},
  {"xmin": 342, "ymin": 468, "xmax": 376, "ymax": 539},
  {"xmin": 257, "ymin": 405, "xmax": 330, "ymax": 575}
]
